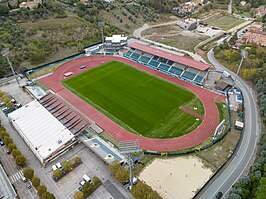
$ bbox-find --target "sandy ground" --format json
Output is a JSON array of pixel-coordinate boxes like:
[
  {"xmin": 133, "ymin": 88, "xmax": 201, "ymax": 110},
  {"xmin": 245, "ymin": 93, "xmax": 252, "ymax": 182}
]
[{"xmin": 139, "ymin": 156, "xmax": 213, "ymax": 199}]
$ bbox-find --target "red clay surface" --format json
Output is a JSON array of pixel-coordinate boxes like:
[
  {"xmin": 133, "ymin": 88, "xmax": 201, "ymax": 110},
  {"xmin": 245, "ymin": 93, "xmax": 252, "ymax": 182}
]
[{"xmin": 41, "ymin": 56, "xmax": 226, "ymax": 152}]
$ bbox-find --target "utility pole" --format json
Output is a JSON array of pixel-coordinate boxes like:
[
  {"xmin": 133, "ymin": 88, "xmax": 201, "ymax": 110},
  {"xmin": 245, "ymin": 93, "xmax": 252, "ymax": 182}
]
[
  {"xmin": 232, "ymin": 49, "xmax": 248, "ymax": 89},
  {"xmin": 1, "ymin": 48, "xmax": 20, "ymax": 86},
  {"xmin": 98, "ymin": 22, "xmax": 105, "ymax": 54}
]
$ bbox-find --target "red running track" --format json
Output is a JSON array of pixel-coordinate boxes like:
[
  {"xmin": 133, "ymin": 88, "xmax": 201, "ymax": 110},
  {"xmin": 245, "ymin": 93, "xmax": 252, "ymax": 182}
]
[{"xmin": 41, "ymin": 56, "xmax": 226, "ymax": 152}]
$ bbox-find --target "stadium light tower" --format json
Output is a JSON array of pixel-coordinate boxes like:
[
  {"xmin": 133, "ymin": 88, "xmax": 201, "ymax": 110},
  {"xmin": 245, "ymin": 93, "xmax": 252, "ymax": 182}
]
[
  {"xmin": 119, "ymin": 140, "xmax": 140, "ymax": 189},
  {"xmin": 98, "ymin": 22, "xmax": 105, "ymax": 50},
  {"xmin": 232, "ymin": 49, "xmax": 248, "ymax": 89},
  {"xmin": 1, "ymin": 48, "xmax": 20, "ymax": 86}
]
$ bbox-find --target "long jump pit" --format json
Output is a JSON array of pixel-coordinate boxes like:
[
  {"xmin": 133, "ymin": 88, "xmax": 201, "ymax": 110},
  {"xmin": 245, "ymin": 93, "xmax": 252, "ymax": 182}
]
[{"xmin": 139, "ymin": 155, "xmax": 213, "ymax": 199}]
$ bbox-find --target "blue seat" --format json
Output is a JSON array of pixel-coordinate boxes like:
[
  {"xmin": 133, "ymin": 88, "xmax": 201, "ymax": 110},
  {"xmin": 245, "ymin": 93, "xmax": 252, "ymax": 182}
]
[
  {"xmin": 149, "ymin": 60, "xmax": 160, "ymax": 68},
  {"xmin": 166, "ymin": 60, "xmax": 174, "ymax": 65},
  {"xmin": 131, "ymin": 53, "xmax": 141, "ymax": 60},
  {"xmin": 182, "ymin": 71, "xmax": 197, "ymax": 80},
  {"xmin": 169, "ymin": 67, "xmax": 183, "ymax": 76},
  {"xmin": 139, "ymin": 56, "xmax": 150, "ymax": 64},
  {"xmin": 194, "ymin": 76, "xmax": 204, "ymax": 83},
  {"xmin": 158, "ymin": 63, "xmax": 170, "ymax": 71},
  {"xmin": 125, "ymin": 51, "xmax": 133, "ymax": 57},
  {"xmin": 152, "ymin": 55, "xmax": 159, "ymax": 60}
]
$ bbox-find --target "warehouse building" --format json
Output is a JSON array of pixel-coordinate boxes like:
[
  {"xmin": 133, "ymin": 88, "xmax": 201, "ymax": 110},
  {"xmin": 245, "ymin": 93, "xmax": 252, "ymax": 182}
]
[{"xmin": 8, "ymin": 100, "xmax": 78, "ymax": 165}]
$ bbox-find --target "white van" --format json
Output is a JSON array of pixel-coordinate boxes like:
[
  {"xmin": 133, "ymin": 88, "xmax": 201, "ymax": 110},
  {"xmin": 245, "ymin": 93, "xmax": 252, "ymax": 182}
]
[
  {"xmin": 82, "ymin": 174, "xmax": 91, "ymax": 183},
  {"xmin": 56, "ymin": 162, "xmax": 62, "ymax": 169}
]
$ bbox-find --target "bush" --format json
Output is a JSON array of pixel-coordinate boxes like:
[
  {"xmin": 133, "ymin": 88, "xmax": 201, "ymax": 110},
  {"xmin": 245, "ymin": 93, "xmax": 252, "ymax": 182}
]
[
  {"xmin": 74, "ymin": 156, "xmax": 82, "ymax": 165},
  {"xmin": 31, "ymin": 176, "xmax": 41, "ymax": 187},
  {"xmin": 12, "ymin": 149, "xmax": 22, "ymax": 159},
  {"xmin": 131, "ymin": 181, "xmax": 162, "ymax": 199},
  {"xmin": 3, "ymin": 136, "xmax": 12, "ymax": 145},
  {"xmin": 74, "ymin": 191, "xmax": 84, "ymax": 199},
  {"xmin": 42, "ymin": 192, "xmax": 55, "ymax": 199},
  {"xmin": 0, "ymin": 131, "xmax": 9, "ymax": 139},
  {"xmin": 62, "ymin": 161, "xmax": 72, "ymax": 173},
  {"xmin": 53, "ymin": 169, "xmax": 62, "ymax": 180},
  {"xmin": 15, "ymin": 155, "xmax": 26, "ymax": 166},
  {"xmin": 8, "ymin": 143, "xmax": 17, "ymax": 152},
  {"xmin": 37, "ymin": 185, "xmax": 47, "ymax": 196},
  {"xmin": 23, "ymin": 168, "xmax": 34, "ymax": 180}
]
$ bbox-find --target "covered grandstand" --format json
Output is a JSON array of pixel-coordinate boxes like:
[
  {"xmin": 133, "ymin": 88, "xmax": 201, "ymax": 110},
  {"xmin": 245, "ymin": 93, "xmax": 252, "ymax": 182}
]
[{"xmin": 124, "ymin": 42, "xmax": 210, "ymax": 85}]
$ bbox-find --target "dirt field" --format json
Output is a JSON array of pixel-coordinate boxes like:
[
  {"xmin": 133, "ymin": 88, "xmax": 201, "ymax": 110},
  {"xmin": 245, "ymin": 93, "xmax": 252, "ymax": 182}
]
[
  {"xmin": 143, "ymin": 25, "xmax": 208, "ymax": 51},
  {"xmin": 139, "ymin": 156, "xmax": 213, "ymax": 199}
]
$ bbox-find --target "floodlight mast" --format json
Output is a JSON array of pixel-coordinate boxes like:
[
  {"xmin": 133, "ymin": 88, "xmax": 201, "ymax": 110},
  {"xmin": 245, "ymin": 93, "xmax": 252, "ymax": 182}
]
[
  {"xmin": 232, "ymin": 49, "xmax": 248, "ymax": 89},
  {"xmin": 119, "ymin": 140, "xmax": 140, "ymax": 189},
  {"xmin": 1, "ymin": 48, "xmax": 20, "ymax": 86},
  {"xmin": 98, "ymin": 22, "xmax": 105, "ymax": 53}
]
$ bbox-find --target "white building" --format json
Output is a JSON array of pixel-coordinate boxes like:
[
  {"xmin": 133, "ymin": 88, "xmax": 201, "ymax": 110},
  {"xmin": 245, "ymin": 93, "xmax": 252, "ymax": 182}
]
[
  {"xmin": 8, "ymin": 100, "xmax": 77, "ymax": 164},
  {"xmin": 105, "ymin": 35, "xmax": 127, "ymax": 51}
]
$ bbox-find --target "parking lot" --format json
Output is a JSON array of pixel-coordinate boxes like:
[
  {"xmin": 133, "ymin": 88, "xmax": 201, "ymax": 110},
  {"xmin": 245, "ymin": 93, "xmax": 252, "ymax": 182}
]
[{"xmin": 44, "ymin": 143, "xmax": 131, "ymax": 199}]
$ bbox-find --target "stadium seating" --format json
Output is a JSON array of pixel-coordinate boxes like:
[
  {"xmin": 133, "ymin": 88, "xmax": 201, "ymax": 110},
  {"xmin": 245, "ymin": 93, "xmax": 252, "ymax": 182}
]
[
  {"xmin": 152, "ymin": 55, "xmax": 159, "ymax": 60},
  {"xmin": 139, "ymin": 56, "xmax": 151, "ymax": 64},
  {"xmin": 158, "ymin": 63, "xmax": 171, "ymax": 71},
  {"xmin": 166, "ymin": 60, "xmax": 174, "ymax": 66},
  {"xmin": 148, "ymin": 60, "xmax": 160, "ymax": 68},
  {"xmin": 181, "ymin": 71, "xmax": 197, "ymax": 81},
  {"xmin": 169, "ymin": 67, "xmax": 183, "ymax": 76},
  {"xmin": 194, "ymin": 75, "xmax": 204, "ymax": 83},
  {"xmin": 124, "ymin": 50, "xmax": 133, "ymax": 57},
  {"xmin": 131, "ymin": 53, "xmax": 141, "ymax": 61}
]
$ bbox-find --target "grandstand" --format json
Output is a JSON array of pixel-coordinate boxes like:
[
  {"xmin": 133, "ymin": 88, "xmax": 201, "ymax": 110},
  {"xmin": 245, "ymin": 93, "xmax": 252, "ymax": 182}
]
[{"xmin": 124, "ymin": 42, "xmax": 210, "ymax": 85}]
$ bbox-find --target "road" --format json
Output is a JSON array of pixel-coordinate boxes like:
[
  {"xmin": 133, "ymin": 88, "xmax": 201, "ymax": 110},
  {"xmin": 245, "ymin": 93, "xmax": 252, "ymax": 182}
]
[{"xmin": 197, "ymin": 49, "xmax": 260, "ymax": 198}]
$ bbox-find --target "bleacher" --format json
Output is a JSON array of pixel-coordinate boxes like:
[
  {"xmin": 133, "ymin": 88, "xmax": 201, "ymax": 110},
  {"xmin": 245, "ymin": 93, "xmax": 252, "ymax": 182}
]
[
  {"xmin": 169, "ymin": 67, "xmax": 183, "ymax": 76},
  {"xmin": 123, "ymin": 46, "xmax": 208, "ymax": 85},
  {"xmin": 158, "ymin": 63, "xmax": 171, "ymax": 71},
  {"xmin": 148, "ymin": 60, "xmax": 160, "ymax": 68}
]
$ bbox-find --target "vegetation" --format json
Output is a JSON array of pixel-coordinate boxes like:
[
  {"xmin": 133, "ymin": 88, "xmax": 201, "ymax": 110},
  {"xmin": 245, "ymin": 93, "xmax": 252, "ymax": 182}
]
[
  {"xmin": 74, "ymin": 191, "xmax": 84, "ymax": 199},
  {"xmin": 32, "ymin": 176, "xmax": 41, "ymax": 188},
  {"xmin": 81, "ymin": 176, "xmax": 102, "ymax": 197},
  {"xmin": 108, "ymin": 161, "xmax": 129, "ymax": 184},
  {"xmin": 228, "ymin": 131, "xmax": 266, "ymax": 198},
  {"xmin": 53, "ymin": 169, "xmax": 62, "ymax": 180},
  {"xmin": 41, "ymin": 192, "xmax": 55, "ymax": 199},
  {"xmin": 204, "ymin": 15, "xmax": 244, "ymax": 30},
  {"xmin": 63, "ymin": 61, "xmax": 202, "ymax": 139},
  {"xmin": 23, "ymin": 167, "xmax": 34, "ymax": 180},
  {"xmin": 37, "ymin": 185, "xmax": 47, "ymax": 197},
  {"xmin": 15, "ymin": 155, "xmax": 26, "ymax": 166},
  {"xmin": 131, "ymin": 181, "xmax": 162, "ymax": 199}
]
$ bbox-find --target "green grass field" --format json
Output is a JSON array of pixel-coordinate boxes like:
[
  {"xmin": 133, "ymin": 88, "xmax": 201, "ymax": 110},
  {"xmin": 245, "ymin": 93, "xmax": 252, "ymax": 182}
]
[
  {"xmin": 205, "ymin": 15, "xmax": 244, "ymax": 30},
  {"xmin": 63, "ymin": 61, "xmax": 202, "ymax": 139}
]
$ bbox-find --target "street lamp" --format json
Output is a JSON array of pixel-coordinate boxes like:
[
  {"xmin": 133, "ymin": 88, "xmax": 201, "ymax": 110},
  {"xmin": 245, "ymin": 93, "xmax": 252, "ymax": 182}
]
[
  {"xmin": 1, "ymin": 48, "xmax": 20, "ymax": 86},
  {"xmin": 98, "ymin": 21, "xmax": 105, "ymax": 52},
  {"xmin": 232, "ymin": 49, "xmax": 248, "ymax": 88}
]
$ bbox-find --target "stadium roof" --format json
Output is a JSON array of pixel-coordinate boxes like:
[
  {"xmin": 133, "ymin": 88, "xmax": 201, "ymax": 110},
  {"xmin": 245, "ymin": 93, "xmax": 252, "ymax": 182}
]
[
  {"xmin": 128, "ymin": 42, "xmax": 211, "ymax": 71},
  {"xmin": 8, "ymin": 100, "xmax": 75, "ymax": 163}
]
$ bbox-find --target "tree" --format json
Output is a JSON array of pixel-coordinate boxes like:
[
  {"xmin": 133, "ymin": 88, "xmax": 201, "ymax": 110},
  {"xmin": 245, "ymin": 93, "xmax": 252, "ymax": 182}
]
[
  {"xmin": 12, "ymin": 149, "xmax": 22, "ymax": 159},
  {"xmin": 31, "ymin": 176, "xmax": 41, "ymax": 187},
  {"xmin": 8, "ymin": 143, "xmax": 17, "ymax": 152},
  {"xmin": 62, "ymin": 161, "xmax": 72, "ymax": 173},
  {"xmin": 4, "ymin": 136, "xmax": 13, "ymax": 146},
  {"xmin": 6, "ymin": 101, "xmax": 14, "ymax": 109},
  {"xmin": 23, "ymin": 168, "xmax": 34, "ymax": 180},
  {"xmin": 42, "ymin": 192, "xmax": 56, "ymax": 199},
  {"xmin": 53, "ymin": 169, "xmax": 62, "ymax": 179},
  {"xmin": 74, "ymin": 156, "xmax": 82, "ymax": 165},
  {"xmin": 108, "ymin": 161, "xmax": 129, "ymax": 184},
  {"xmin": 0, "ymin": 131, "xmax": 9, "ymax": 139},
  {"xmin": 15, "ymin": 155, "xmax": 26, "ymax": 166},
  {"xmin": 74, "ymin": 191, "xmax": 84, "ymax": 199},
  {"xmin": 0, "ymin": 3, "xmax": 10, "ymax": 16},
  {"xmin": 131, "ymin": 181, "xmax": 162, "ymax": 199},
  {"xmin": 37, "ymin": 185, "xmax": 47, "ymax": 196}
]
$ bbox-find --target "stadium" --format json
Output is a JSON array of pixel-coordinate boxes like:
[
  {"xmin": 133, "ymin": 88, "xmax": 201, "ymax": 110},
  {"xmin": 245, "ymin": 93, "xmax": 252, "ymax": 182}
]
[{"xmin": 41, "ymin": 42, "xmax": 225, "ymax": 152}]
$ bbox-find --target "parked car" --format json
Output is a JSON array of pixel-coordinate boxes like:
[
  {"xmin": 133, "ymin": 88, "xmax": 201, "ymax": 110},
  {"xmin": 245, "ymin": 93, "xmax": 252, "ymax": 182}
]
[
  {"xmin": 0, "ymin": 139, "xmax": 4, "ymax": 146},
  {"xmin": 26, "ymin": 80, "xmax": 35, "ymax": 86},
  {"xmin": 0, "ymin": 102, "xmax": 5, "ymax": 107},
  {"xmin": 78, "ymin": 186, "xmax": 82, "ymax": 192},
  {"xmin": 10, "ymin": 99, "xmax": 16, "ymax": 104},
  {"xmin": 56, "ymin": 162, "xmax": 62, "ymax": 169},
  {"xmin": 82, "ymin": 174, "xmax": 91, "ymax": 183},
  {"xmin": 4, "ymin": 148, "xmax": 10, "ymax": 155}
]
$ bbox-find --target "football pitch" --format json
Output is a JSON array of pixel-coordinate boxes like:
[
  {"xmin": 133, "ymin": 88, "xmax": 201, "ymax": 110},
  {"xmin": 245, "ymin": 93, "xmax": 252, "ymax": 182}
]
[{"xmin": 63, "ymin": 61, "xmax": 202, "ymax": 139}]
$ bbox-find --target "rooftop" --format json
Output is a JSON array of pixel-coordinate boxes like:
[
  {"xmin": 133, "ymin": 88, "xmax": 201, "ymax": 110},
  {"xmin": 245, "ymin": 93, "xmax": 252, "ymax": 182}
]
[
  {"xmin": 0, "ymin": 164, "xmax": 17, "ymax": 199},
  {"xmin": 128, "ymin": 42, "xmax": 210, "ymax": 71},
  {"xmin": 8, "ymin": 100, "xmax": 75, "ymax": 162},
  {"xmin": 106, "ymin": 35, "xmax": 127, "ymax": 43}
]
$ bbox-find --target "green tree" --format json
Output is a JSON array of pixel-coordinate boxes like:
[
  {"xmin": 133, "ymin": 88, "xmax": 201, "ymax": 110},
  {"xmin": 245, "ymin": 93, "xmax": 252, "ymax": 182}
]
[
  {"xmin": 74, "ymin": 156, "xmax": 82, "ymax": 165},
  {"xmin": 15, "ymin": 155, "xmax": 26, "ymax": 166},
  {"xmin": 7, "ymin": 143, "xmax": 17, "ymax": 152},
  {"xmin": 23, "ymin": 168, "xmax": 34, "ymax": 180},
  {"xmin": 131, "ymin": 181, "xmax": 162, "ymax": 199},
  {"xmin": 31, "ymin": 176, "xmax": 41, "ymax": 187},
  {"xmin": 108, "ymin": 161, "xmax": 129, "ymax": 184},
  {"xmin": 74, "ymin": 191, "xmax": 84, "ymax": 199},
  {"xmin": 0, "ymin": 4, "xmax": 9, "ymax": 16},
  {"xmin": 37, "ymin": 185, "xmax": 47, "ymax": 196},
  {"xmin": 4, "ymin": 136, "xmax": 13, "ymax": 145},
  {"xmin": 53, "ymin": 169, "xmax": 62, "ymax": 179},
  {"xmin": 0, "ymin": 131, "xmax": 9, "ymax": 139},
  {"xmin": 42, "ymin": 192, "xmax": 56, "ymax": 199},
  {"xmin": 12, "ymin": 149, "xmax": 22, "ymax": 159},
  {"xmin": 62, "ymin": 161, "xmax": 72, "ymax": 173}
]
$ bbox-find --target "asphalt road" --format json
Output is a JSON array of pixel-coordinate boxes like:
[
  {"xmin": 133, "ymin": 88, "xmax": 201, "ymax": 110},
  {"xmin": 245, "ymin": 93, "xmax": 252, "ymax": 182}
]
[{"xmin": 197, "ymin": 49, "xmax": 260, "ymax": 198}]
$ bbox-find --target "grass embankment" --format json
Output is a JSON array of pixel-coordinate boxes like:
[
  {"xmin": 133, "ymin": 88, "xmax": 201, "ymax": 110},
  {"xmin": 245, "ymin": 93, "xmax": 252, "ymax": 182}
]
[{"xmin": 63, "ymin": 61, "xmax": 202, "ymax": 139}]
